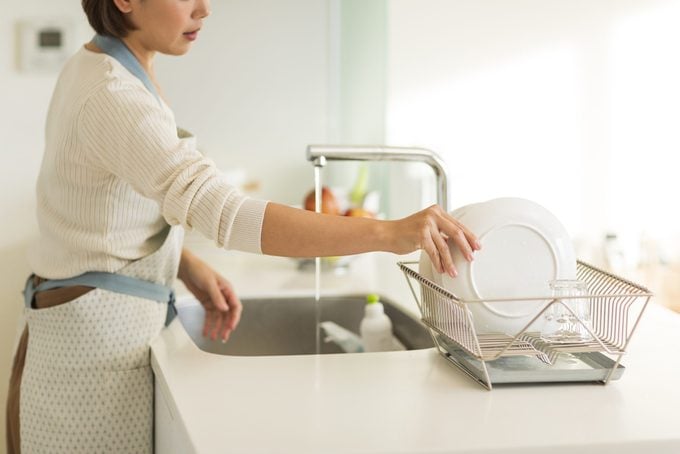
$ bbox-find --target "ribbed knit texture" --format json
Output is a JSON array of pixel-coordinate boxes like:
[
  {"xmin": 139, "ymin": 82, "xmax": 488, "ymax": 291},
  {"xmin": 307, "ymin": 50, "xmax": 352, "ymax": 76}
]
[{"xmin": 28, "ymin": 47, "xmax": 268, "ymax": 279}]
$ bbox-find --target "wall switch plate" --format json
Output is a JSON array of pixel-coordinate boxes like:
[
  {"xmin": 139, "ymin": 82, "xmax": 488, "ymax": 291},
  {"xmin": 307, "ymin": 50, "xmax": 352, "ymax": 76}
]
[{"xmin": 16, "ymin": 18, "xmax": 80, "ymax": 73}]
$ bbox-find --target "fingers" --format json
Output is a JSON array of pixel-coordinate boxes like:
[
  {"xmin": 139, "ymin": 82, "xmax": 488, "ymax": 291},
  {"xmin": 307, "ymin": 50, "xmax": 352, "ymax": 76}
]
[
  {"xmin": 442, "ymin": 217, "xmax": 480, "ymax": 254},
  {"xmin": 216, "ymin": 282, "xmax": 242, "ymax": 342},
  {"xmin": 459, "ymin": 225, "xmax": 482, "ymax": 252},
  {"xmin": 422, "ymin": 236, "xmax": 442, "ymax": 274},
  {"xmin": 420, "ymin": 205, "xmax": 482, "ymax": 278},
  {"xmin": 208, "ymin": 279, "xmax": 230, "ymax": 312},
  {"xmin": 211, "ymin": 279, "xmax": 243, "ymax": 342},
  {"xmin": 202, "ymin": 311, "xmax": 213, "ymax": 338},
  {"xmin": 430, "ymin": 224, "xmax": 457, "ymax": 278},
  {"xmin": 452, "ymin": 228, "xmax": 475, "ymax": 262},
  {"xmin": 221, "ymin": 281, "xmax": 243, "ymax": 331},
  {"xmin": 436, "ymin": 208, "xmax": 481, "ymax": 255},
  {"xmin": 206, "ymin": 287, "xmax": 223, "ymax": 341},
  {"xmin": 430, "ymin": 206, "xmax": 480, "ymax": 249},
  {"xmin": 203, "ymin": 304, "xmax": 232, "ymax": 342},
  {"xmin": 186, "ymin": 256, "xmax": 242, "ymax": 343},
  {"xmin": 196, "ymin": 281, "xmax": 241, "ymax": 342}
]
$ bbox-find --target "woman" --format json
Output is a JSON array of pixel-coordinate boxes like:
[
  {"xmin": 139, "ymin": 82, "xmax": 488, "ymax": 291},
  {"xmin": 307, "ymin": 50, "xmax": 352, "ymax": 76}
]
[{"xmin": 6, "ymin": 0, "xmax": 480, "ymax": 452}]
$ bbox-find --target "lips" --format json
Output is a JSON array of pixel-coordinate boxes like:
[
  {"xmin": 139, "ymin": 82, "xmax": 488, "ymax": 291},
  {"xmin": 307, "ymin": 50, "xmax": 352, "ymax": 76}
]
[{"xmin": 183, "ymin": 29, "xmax": 200, "ymax": 41}]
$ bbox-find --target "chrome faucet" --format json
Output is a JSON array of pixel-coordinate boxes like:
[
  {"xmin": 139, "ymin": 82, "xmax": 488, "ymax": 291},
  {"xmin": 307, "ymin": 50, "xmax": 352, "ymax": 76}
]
[{"xmin": 306, "ymin": 145, "xmax": 450, "ymax": 211}]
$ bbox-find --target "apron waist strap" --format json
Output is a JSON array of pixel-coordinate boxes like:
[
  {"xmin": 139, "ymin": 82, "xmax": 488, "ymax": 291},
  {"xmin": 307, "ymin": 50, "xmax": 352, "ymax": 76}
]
[{"xmin": 23, "ymin": 272, "xmax": 176, "ymax": 326}]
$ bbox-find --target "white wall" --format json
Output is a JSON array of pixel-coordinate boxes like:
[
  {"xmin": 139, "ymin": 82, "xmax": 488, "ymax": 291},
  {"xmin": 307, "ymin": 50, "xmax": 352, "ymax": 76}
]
[
  {"xmin": 0, "ymin": 1, "xmax": 87, "ymax": 449},
  {"xmin": 323, "ymin": 0, "xmax": 392, "ymax": 211},
  {"xmin": 155, "ymin": 0, "xmax": 330, "ymax": 206},
  {"xmin": 0, "ymin": 1, "xmax": 331, "ymax": 450},
  {"xmin": 385, "ymin": 0, "xmax": 680, "ymax": 265}
]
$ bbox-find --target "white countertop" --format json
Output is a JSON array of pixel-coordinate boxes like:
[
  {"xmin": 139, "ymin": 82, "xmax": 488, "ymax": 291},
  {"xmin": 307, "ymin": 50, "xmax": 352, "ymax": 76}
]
[{"xmin": 151, "ymin": 245, "xmax": 680, "ymax": 454}]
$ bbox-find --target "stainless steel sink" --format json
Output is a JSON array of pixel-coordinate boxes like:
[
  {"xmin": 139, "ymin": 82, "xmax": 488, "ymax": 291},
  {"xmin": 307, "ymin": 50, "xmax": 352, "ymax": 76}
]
[{"xmin": 176, "ymin": 295, "xmax": 434, "ymax": 356}]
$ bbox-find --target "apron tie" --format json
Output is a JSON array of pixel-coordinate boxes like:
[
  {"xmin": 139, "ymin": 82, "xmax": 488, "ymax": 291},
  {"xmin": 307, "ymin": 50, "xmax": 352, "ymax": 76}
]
[{"xmin": 24, "ymin": 272, "xmax": 177, "ymax": 326}]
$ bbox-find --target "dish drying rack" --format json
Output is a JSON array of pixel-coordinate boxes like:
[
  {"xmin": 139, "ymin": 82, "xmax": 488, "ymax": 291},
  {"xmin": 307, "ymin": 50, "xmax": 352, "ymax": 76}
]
[{"xmin": 398, "ymin": 260, "xmax": 653, "ymax": 390}]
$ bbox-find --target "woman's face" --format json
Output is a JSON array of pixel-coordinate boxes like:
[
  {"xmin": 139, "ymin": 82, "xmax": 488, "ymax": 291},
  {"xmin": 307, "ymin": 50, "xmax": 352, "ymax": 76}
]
[{"xmin": 123, "ymin": 0, "xmax": 211, "ymax": 56}]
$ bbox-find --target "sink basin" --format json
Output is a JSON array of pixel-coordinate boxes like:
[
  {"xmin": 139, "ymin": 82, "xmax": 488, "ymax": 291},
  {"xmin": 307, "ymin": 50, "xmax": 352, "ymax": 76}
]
[{"xmin": 176, "ymin": 295, "xmax": 434, "ymax": 356}]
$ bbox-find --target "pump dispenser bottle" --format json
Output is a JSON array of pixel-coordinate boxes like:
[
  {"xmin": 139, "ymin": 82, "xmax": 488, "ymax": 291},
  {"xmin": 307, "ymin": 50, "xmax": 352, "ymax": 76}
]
[{"xmin": 360, "ymin": 294, "xmax": 394, "ymax": 352}]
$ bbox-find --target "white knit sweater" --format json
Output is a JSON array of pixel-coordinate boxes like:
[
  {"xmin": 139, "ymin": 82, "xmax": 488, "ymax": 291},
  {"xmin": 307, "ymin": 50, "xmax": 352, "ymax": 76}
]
[{"xmin": 28, "ymin": 46, "xmax": 268, "ymax": 279}]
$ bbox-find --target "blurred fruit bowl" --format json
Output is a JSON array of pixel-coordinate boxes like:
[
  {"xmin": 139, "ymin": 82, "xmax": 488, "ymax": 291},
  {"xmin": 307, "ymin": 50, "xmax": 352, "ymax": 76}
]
[{"xmin": 302, "ymin": 186, "xmax": 379, "ymax": 218}]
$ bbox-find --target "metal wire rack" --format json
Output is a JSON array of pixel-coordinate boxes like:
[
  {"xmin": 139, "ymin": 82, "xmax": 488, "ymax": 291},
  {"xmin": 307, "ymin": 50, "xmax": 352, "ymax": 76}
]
[{"xmin": 398, "ymin": 260, "xmax": 653, "ymax": 390}]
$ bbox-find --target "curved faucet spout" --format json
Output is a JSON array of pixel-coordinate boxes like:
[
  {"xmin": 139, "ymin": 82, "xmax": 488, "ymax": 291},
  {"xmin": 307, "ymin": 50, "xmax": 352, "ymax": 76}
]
[{"xmin": 306, "ymin": 145, "xmax": 450, "ymax": 211}]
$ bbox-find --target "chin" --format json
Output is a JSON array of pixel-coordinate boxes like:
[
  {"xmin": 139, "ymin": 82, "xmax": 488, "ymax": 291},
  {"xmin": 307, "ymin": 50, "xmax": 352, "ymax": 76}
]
[{"xmin": 164, "ymin": 44, "xmax": 192, "ymax": 56}]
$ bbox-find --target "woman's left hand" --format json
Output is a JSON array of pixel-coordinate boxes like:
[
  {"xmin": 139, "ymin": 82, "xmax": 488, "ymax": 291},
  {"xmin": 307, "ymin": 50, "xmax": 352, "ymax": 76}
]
[{"xmin": 178, "ymin": 249, "xmax": 242, "ymax": 342}]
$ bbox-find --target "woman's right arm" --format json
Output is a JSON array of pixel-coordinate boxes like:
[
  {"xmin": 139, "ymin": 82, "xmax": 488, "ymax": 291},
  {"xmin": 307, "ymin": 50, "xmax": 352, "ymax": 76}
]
[
  {"xmin": 261, "ymin": 202, "xmax": 481, "ymax": 278},
  {"xmin": 79, "ymin": 81, "xmax": 479, "ymax": 273},
  {"xmin": 79, "ymin": 81, "xmax": 264, "ymax": 252}
]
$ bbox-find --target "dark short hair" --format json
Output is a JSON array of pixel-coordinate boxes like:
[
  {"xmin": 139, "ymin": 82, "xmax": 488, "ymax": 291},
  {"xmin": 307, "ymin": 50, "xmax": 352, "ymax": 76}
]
[{"xmin": 82, "ymin": 0, "xmax": 137, "ymax": 38}]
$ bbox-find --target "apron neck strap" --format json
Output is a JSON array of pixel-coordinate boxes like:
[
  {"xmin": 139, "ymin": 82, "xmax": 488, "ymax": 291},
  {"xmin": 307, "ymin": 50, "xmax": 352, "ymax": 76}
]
[{"xmin": 91, "ymin": 34, "xmax": 161, "ymax": 105}]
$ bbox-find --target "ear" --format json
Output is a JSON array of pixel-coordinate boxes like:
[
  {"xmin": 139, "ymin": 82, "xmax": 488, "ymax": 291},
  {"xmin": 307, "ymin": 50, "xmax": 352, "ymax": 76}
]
[{"xmin": 112, "ymin": 0, "xmax": 134, "ymax": 14}]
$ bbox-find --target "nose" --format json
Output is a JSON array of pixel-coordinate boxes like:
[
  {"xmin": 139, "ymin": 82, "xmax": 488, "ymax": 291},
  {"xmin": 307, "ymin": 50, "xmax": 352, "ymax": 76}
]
[{"xmin": 194, "ymin": 0, "xmax": 211, "ymax": 19}]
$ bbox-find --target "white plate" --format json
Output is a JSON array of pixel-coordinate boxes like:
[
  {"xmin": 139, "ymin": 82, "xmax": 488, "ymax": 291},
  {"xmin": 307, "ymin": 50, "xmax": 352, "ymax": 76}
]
[
  {"xmin": 420, "ymin": 248, "xmax": 450, "ymax": 288},
  {"xmin": 441, "ymin": 198, "xmax": 577, "ymax": 335},
  {"xmin": 449, "ymin": 202, "xmax": 482, "ymax": 223},
  {"xmin": 418, "ymin": 251, "xmax": 435, "ymax": 284}
]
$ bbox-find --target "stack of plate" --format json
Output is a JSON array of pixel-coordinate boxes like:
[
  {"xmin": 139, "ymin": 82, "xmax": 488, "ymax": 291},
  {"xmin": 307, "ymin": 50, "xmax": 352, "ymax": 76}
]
[{"xmin": 420, "ymin": 197, "xmax": 577, "ymax": 335}]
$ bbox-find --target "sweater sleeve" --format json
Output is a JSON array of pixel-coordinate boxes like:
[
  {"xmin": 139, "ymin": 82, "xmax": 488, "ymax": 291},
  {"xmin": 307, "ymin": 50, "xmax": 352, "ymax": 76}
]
[{"xmin": 78, "ymin": 79, "xmax": 267, "ymax": 253}]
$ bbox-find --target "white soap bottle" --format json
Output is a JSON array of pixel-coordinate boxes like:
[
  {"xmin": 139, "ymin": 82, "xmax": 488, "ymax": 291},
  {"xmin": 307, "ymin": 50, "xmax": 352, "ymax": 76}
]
[{"xmin": 360, "ymin": 294, "xmax": 394, "ymax": 352}]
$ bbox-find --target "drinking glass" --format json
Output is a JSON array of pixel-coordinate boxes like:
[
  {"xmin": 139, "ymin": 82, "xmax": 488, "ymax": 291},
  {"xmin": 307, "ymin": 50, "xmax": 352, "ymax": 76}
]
[{"xmin": 541, "ymin": 279, "xmax": 592, "ymax": 343}]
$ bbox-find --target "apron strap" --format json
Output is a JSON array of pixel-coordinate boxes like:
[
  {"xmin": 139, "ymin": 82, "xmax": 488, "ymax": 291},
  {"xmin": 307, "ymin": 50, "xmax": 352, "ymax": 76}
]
[
  {"xmin": 91, "ymin": 34, "xmax": 161, "ymax": 105},
  {"xmin": 24, "ymin": 273, "xmax": 177, "ymax": 326}
]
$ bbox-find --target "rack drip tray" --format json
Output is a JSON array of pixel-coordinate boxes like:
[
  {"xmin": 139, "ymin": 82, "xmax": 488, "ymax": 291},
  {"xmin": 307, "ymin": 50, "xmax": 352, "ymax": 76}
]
[{"xmin": 440, "ymin": 336, "xmax": 625, "ymax": 385}]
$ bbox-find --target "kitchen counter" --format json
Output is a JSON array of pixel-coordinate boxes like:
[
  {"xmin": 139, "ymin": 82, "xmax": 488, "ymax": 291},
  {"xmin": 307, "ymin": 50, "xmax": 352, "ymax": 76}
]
[{"xmin": 150, "ymin": 245, "xmax": 680, "ymax": 454}]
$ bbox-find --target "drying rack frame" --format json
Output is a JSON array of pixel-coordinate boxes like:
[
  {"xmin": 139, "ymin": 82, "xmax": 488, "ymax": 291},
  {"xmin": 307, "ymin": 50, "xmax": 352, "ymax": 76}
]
[{"xmin": 398, "ymin": 260, "xmax": 653, "ymax": 390}]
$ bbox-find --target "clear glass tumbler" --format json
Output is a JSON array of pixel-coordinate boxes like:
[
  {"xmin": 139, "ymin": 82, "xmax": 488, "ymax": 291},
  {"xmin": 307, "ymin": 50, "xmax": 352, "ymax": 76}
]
[{"xmin": 541, "ymin": 279, "xmax": 592, "ymax": 343}]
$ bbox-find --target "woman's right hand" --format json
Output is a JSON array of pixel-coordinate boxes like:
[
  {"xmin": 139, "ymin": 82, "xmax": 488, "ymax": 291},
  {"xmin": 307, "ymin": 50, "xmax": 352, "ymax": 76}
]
[{"xmin": 389, "ymin": 205, "xmax": 482, "ymax": 278}]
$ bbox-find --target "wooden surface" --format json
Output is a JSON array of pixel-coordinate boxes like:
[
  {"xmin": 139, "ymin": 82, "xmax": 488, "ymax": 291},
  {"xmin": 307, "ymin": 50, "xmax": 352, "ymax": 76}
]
[{"xmin": 627, "ymin": 263, "xmax": 680, "ymax": 313}]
